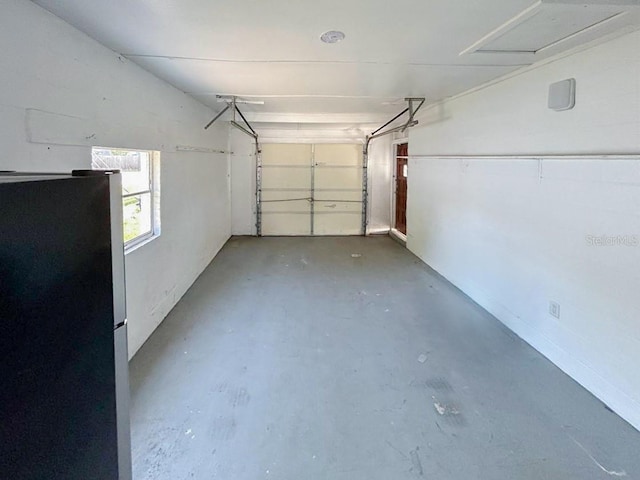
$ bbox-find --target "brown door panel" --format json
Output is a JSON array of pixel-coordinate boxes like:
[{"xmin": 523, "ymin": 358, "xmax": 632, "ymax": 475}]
[{"xmin": 395, "ymin": 143, "xmax": 408, "ymax": 235}]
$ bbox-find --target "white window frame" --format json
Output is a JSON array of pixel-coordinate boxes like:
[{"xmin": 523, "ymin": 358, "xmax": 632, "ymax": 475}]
[{"xmin": 91, "ymin": 147, "xmax": 161, "ymax": 253}]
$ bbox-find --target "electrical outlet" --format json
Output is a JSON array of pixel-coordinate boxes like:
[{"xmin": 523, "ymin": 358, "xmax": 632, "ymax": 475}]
[{"xmin": 549, "ymin": 301, "xmax": 561, "ymax": 319}]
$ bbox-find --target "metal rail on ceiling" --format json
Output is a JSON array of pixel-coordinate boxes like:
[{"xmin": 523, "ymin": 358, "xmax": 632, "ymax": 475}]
[
  {"xmin": 204, "ymin": 96, "xmax": 262, "ymax": 236},
  {"xmin": 204, "ymin": 96, "xmax": 259, "ymax": 143},
  {"xmin": 364, "ymin": 97, "xmax": 425, "ymax": 153}
]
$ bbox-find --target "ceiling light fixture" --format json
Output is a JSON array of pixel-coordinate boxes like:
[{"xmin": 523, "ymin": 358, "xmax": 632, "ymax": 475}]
[{"xmin": 320, "ymin": 30, "xmax": 345, "ymax": 44}]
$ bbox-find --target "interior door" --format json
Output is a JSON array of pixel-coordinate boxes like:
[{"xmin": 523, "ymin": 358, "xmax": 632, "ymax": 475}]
[{"xmin": 395, "ymin": 143, "xmax": 408, "ymax": 235}]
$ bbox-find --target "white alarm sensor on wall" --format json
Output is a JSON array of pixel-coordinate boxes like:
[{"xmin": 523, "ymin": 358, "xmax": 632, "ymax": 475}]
[{"xmin": 548, "ymin": 78, "xmax": 576, "ymax": 111}]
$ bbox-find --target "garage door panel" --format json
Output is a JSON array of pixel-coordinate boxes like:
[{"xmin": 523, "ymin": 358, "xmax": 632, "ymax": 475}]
[
  {"xmin": 262, "ymin": 189, "xmax": 311, "ymax": 201},
  {"xmin": 262, "ymin": 212, "xmax": 311, "ymax": 236},
  {"xmin": 315, "ymin": 167, "xmax": 363, "ymax": 190},
  {"xmin": 261, "ymin": 166, "xmax": 311, "ymax": 190},
  {"xmin": 262, "ymin": 144, "xmax": 312, "ymax": 166},
  {"xmin": 259, "ymin": 143, "xmax": 363, "ymax": 236},
  {"xmin": 314, "ymin": 212, "xmax": 361, "ymax": 236},
  {"xmin": 314, "ymin": 190, "xmax": 362, "ymax": 202},
  {"xmin": 314, "ymin": 144, "xmax": 362, "ymax": 166},
  {"xmin": 315, "ymin": 201, "xmax": 362, "ymax": 213},
  {"xmin": 262, "ymin": 199, "xmax": 311, "ymax": 213}
]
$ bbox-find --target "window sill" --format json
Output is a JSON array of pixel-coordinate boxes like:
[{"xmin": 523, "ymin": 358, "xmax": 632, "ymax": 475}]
[{"xmin": 124, "ymin": 233, "xmax": 159, "ymax": 255}]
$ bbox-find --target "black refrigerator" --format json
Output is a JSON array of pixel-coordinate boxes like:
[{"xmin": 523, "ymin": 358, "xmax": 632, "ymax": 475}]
[{"xmin": 0, "ymin": 170, "xmax": 132, "ymax": 479}]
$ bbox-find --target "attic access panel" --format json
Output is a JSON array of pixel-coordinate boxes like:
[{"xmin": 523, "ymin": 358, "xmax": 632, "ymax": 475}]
[{"xmin": 461, "ymin": 1, "xmax": 637, "ymax": 56}]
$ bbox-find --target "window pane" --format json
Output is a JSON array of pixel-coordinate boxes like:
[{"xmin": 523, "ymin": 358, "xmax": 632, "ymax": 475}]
[
  {"xmin": 92, "ymin": 147, "xmax": 159, "ymax": 249},
  {"xmin": 123, "ymin": 193, "xmax": 152, "ymax": 243},
  {"xmin": 121, "ymin": 152, "xmax": 151, "ymax": 195},
  {"xmin": 92, "ymin": 149, "xmax": 151, "ymax": 195}
]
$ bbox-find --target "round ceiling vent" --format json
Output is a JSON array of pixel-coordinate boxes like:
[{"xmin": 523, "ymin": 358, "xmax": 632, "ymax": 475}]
[{"xmin": 320, "ymin": 30, "xmax": 346, "ymax": 44}]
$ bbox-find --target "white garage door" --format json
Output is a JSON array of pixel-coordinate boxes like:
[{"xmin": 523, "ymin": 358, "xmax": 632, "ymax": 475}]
[{"xmin": 259, "ymin": 144, "xmax": 364, "ymax": 236}]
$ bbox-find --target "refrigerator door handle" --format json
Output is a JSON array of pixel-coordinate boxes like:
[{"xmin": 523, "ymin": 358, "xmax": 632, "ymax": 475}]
[{"xmin": 109, "ymin": 173, "xmax": 127, "ymax": 327}]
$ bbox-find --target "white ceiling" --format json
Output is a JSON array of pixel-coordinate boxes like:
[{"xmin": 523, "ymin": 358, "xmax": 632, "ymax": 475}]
[{"xmin": 33, "ymin": 0, "xmax": 640, "ymax": 124}]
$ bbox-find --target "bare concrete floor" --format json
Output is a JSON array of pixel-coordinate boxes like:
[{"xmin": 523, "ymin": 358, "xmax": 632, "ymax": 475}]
[{"xmin": 130, "ymin": 236, "xmax": 640, "ymax": 480}]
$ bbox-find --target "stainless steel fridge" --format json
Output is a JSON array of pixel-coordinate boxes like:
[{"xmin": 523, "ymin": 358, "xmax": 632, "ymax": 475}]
[{"xmin": 0, "ymin": 170, "xmax": 132, "ymax": 479}]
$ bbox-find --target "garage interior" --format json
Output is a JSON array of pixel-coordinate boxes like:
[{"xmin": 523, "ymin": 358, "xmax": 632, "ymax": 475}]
[{"xmin": 2, "ymin": 0, "xmax": 640, "ymax": 479}]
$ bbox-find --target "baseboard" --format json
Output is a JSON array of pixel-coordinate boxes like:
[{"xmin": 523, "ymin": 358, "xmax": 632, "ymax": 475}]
[{"xmin": 389, "ymin": 228, "xmax": 407, "ymax": 246}]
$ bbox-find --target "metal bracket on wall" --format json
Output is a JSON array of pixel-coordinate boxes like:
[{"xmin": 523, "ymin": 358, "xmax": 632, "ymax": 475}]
[{"xmin": 361, "ymin": 97, "xmax": 425, "ymax": 236}]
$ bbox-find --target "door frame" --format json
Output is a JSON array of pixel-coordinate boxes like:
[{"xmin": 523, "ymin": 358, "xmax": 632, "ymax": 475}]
[{"xmin": 390, "ymin": 139, "xmax": 409, "ymax": 241}]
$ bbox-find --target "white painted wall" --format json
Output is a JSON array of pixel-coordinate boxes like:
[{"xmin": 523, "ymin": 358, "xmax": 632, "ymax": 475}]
[
  {"xmin": 367, "ymin": 135, "xmax": 393, "ymax": 234},
  {"xmin": 0, "ymin": 0, "xmax": 231, "ymax": 358},
  {"xmin": 408, "ymin": 31, "xmax": 640, "ymax": 430}
]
